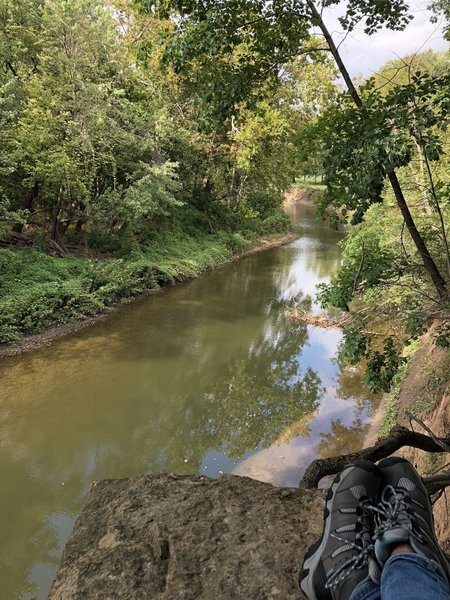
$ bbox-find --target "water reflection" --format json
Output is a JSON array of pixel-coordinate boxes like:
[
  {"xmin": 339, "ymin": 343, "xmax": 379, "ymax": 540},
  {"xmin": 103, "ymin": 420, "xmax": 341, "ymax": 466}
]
[{"xmin": 0, "ymin": 204, "xmax": 379, "ymax": 599}]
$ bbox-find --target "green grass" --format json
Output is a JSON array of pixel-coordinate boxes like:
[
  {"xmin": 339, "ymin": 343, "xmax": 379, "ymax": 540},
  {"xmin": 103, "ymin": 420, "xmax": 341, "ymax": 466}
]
[
  {"xmin": 379, "ymin": 340, "xmax": 420, "ymax": 437},
  {"xmin": 0, "ymin": 220, "xmax": 290, "ymax": 344},
  {"xmin": 296, "ymin": 182, "xmax": 326, "ymax": 191},
  {"xmin": 423, "ymin": 451, "xmax": 446, "ymax": 475},
  {"xmin": 295, "ymin": 176, "xmax": 326, "ymax": 191}
]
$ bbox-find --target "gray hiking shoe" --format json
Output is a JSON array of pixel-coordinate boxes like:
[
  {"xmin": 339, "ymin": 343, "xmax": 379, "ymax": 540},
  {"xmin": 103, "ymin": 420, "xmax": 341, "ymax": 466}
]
[
  {"xmin": 375, "ymin": 457, "xmax": 450, "ymax": 583},
  {"xmin": 299, "ymin": 460, "xmax": 382, "ymax": 600}
]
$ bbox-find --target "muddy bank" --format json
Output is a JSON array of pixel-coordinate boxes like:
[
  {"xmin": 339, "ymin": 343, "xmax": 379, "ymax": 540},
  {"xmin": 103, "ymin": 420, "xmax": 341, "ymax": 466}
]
[
  {"xmin": 0, "ymin": 233, "xmax": 296, "ymax": 359},
  {"xmin": 48, "ymin": 474, "xmax": 323, "ymax": 600},
  {"xmin": 372, "ymin": 326, "xmax": 450, "ymax": 550},
  {"xmin": 284, "ymin": 187, "xmax": 322, "ymax": 207},
  {"xmin": 395, "ymin": 328, "xmax": 450, "ymax": 552}
]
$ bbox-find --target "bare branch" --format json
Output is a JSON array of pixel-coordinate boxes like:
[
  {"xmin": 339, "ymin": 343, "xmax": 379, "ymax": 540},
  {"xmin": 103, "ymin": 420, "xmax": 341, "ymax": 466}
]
[
  {"xmin": 299, "ymin": 425, "xmax": 450, "ymax": 489},
  {"xmin": 406, "ymin": 412, "xmax": 450, "ymax": 452},
  {"xmin": 423, "ymin": 471, "xmax": 450, "ymax": 495}
]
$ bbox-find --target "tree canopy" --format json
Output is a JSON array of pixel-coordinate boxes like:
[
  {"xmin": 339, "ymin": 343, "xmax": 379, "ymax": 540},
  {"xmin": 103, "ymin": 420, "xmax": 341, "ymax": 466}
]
[{"xmin": 1, "ymin": 0, "xmax": 449, "ymax": 389}]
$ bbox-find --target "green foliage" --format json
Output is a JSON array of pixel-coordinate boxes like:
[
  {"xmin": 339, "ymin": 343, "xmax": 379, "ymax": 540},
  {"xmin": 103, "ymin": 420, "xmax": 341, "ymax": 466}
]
[
  {"xmin": 0, "ymin": 0, "xmax": 305, "ymax": 346},
  {"xmin": 314, "ymin": 49, "xmax": 450, "ymax": 390},
  {"xmin": 323, "ymin": 0, "xmax": 411, "ymax": 34},
  {"xmin": 92, "ymin": 162, "xmax": 182, "ymax": 231},
  {"xmin": 429, "ymin": 0, "xmax": 450, "ymax": 40},
  {"xmin": 0, "ymin": 206, "xmax": 291, "ymax": 342},
  {"xmin": 365, "ymin": 338, "xmax": 405, "ymax": 393},
  {"xmin": 341, "ymin": 326, "xmax": 368, "ymax": 364},
  {"xmin": 317, "ymin": 82, "xmax": 416, "ymax": 223},
  {"xmin": 318, "ymin": 223, "xmax": 399, "ymax": 311},
  {"xmin": 139, "ymin": 0, "xmax": 411, "ymax": 127},
  {"xmin": 378, "ymin": 345, "xmax": 416, "ymax": 436},
  {"xmin": 0, "ymin": 0, "xmax": 311, "ymax": 253},
  {"xmin": 435, "ymin": 322, "xmax": 450, "ymax": 348},
  {"xmin": 340, "ymin": 326, "xmax": 405, "ymax": 393},
  {"xmin": 258, "ymin": 213, "xmax": 291, "ymax": 234}
]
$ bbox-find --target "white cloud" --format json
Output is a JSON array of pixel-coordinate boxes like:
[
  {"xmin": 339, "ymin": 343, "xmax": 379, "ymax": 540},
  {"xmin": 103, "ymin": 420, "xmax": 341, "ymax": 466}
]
[{"xmin": 319, "ymin": 0, "xmax": 448, "ymax": 77}]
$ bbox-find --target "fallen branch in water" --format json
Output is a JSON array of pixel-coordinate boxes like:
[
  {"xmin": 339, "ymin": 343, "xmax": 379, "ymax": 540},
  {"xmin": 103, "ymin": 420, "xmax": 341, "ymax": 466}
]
[
  {"xmin": 299, "ymin": 425, "xmax": 450, "ymax": 494},
  {"xmin": 286, "ymin": 305, "xmax": 385, "ymax": 331},
  {"xmin": 285, "ymin": 308, "xmax": 352, "ymax": 329}
]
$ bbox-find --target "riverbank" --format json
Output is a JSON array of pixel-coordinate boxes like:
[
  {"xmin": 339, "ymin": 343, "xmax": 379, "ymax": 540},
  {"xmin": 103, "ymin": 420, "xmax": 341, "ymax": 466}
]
[
  {"xmin": 396, "ymin": 327, "xmax": 450, "ymax": 551},
  {"xmin": 366, "ymin": 326, "xmax": 450, "ymax": 549},
  {"xmin": 284, "ymin": 187, "xmax": 322, "ymax": 207},
  {"xmin": 0, "ymin": 231, "xmax": 296, "ymax": 357}
]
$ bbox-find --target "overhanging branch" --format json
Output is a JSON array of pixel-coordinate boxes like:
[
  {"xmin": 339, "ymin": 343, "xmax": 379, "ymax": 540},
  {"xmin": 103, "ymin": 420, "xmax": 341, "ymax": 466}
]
[{"xmin": 299, "ymin": 425, "xmax": 450, "ymax": 490}]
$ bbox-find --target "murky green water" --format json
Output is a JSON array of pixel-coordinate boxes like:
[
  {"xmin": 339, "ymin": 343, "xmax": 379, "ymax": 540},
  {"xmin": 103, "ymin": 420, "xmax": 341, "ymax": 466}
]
[{"xmin": 0, "ymin": 204, "xmax": 379, "ymax": 599}]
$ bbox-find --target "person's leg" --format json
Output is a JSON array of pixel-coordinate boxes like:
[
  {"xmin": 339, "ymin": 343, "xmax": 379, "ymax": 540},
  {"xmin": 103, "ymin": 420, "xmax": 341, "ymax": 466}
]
[
  {"xmin": 380, "ymin": 552, "xmax": 450, "ymax": 600},
  {"xmin": 300, "ymin": 460, "xmax": 382, "ymax": 600},
  {"xmin": 349, "ymin": 579, "xmax": 380, "ymax": 600},
  {"xmin": 374, "ymin": 457, "xmax": 450, "ymax": 583},
  {"xmin": 374, "ymin": 457, "xmax": 450, "ymax": 600}
]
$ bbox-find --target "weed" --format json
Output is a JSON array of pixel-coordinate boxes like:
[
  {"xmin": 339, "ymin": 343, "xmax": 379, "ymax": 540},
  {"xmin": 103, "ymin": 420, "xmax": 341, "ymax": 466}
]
[
  {"xmin": 379, "ymin": 340, "xmax": 420, "ymax": 437},
  {"xmin": 0, "ymin": 222, "xmax": 289, "ymax": 343}
]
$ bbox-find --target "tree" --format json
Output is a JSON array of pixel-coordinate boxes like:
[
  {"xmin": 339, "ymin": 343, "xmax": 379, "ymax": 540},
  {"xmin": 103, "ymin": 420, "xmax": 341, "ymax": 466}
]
[
  {"xmin": 0, "ymin": 0, "xmax": 183, "ymax": 244},
  {"xmin": 315, "ymin": 50, "xmax": 450, "ymax": 388},
  {"xmin": 140, "ymin": 0, "xmax": 448, "ymax": 300},
  {"xmin": 429, "ymin": 0, "xmax": 450, "ymax": 40}
]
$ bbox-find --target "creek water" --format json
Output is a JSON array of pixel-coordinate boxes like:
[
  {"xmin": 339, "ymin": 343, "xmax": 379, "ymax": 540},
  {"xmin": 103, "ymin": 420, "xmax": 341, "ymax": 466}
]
[{"xmin": 0, "ymin": 203, "xmax": 380, "ymax": 599}]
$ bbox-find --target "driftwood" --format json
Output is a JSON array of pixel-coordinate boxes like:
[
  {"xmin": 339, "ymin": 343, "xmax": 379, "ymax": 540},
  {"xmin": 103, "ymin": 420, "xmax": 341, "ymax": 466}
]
[
  {"xmin": 286, "ymin": 308, "xmax": 358, "ymax": 329},
  {"xmin": 286, "ymin": 308, "xmax": 343, "ymax": 329},
  {"xmin": 300, "ymin": 425, "xmax": 450, "ymax": 493},
  {"xmin": 48, "ymin": 238, "xmax": 69, "ymax": 256}
]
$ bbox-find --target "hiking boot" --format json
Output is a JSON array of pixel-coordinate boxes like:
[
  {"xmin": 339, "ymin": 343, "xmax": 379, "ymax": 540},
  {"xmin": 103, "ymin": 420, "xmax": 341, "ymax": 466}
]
[
  {"xmin": 375, "ymin": 457, "xmax": 450, "ymax": 583},
  {"xmin": 299, "ymin": 460, "xmax": 382, "ymax": 600}
]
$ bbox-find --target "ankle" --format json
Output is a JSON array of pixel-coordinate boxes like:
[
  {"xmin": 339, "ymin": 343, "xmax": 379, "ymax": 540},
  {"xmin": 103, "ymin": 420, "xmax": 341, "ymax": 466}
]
[{"xmin": 389, "ymin": 543, "xmax": 414, "ymax": 556}]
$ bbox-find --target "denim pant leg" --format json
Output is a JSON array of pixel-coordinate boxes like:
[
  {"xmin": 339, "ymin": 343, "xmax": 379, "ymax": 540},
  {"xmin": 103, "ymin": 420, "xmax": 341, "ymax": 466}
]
[
  {"xmin": 349, "ymin": 580, "xmax": 380, "ymax": 600},
  {"xmin": 381, "ymin": 552, "xmax": 450, "ymax": 600}
]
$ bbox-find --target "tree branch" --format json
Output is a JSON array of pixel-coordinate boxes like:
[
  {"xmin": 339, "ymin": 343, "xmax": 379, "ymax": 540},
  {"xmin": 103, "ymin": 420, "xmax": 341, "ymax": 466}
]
[
  {"xmin": 406, "ymin": 411, "xmax": 450, "ymax": 452},
  {"xmin": 423, "ymin": 471, "xmax": 450, "ymax": 495},
  {"xmin": 299, "ymin": 425, "xmax": 450, "ymax": 490}
]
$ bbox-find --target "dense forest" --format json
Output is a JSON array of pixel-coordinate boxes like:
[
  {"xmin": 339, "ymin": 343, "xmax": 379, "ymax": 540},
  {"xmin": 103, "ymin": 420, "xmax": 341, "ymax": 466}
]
[
  {"xmin": 1, "ymin": 0, "xmax": 449, "ymax": 392},
  {"xmin": 0, "ymin": 0, "xmax": 336, "ymax": 343}
]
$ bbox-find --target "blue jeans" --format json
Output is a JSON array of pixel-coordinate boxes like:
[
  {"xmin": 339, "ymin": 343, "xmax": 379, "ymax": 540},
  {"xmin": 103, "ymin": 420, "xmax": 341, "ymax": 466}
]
[{"xmin": 350, "ymin": 553, "xmax": 450, "ymax": 600}]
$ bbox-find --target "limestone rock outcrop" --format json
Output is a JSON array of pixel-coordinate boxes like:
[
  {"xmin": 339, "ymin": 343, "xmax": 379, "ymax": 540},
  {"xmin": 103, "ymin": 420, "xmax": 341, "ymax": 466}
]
[{"xmin": 49, "ymin": 474, "xmax": 324, "ymax": 599}]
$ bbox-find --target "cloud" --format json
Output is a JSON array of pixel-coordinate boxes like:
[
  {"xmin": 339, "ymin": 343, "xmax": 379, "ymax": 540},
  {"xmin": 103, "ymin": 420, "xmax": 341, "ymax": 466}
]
[{"xmin": 320, "ymin": 0, "xmax": 448, "ymax": 77}]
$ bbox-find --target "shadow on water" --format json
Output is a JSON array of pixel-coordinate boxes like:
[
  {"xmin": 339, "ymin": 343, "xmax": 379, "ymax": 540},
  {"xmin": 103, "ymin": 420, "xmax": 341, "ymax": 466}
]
[{"xmin": 0, "ymin": 203, "xmax": 380, "ymax": 599}]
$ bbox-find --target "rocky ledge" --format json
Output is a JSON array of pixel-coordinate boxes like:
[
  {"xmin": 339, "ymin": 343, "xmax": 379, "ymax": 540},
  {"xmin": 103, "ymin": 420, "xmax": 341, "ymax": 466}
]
[{"xmin": 49, "ymin": 474, "xmax": 324, "ymax": 599}]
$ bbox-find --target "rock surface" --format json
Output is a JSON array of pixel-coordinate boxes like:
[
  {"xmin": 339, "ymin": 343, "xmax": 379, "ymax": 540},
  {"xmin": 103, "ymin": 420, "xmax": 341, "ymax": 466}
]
[{"xmin": 49, "ymin": 474, "xmax": 324, "ymax": 599}]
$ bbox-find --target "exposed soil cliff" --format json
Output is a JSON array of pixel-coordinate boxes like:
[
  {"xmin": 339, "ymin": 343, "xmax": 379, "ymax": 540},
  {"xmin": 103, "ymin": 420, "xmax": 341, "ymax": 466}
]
[
  {"xmin": 284, "ymin": 188, "xmax": 322, "ymax": 206},
  {"xmin": 395, "ymin": 328, "xmax": 450, "ymax": 553}
]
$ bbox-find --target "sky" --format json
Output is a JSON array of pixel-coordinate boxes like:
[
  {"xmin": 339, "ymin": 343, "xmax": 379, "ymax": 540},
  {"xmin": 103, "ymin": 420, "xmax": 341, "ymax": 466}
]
[{"xmin": 320, "ymin": 0, "xmax": 448, "ymax": 77}]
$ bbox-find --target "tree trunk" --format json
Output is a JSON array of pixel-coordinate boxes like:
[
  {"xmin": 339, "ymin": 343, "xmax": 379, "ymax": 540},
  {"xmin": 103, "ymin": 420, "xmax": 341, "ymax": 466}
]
[
  {"xmin": 306, "ymin": 0, "xmax": 448, "ymax": 300},
  {"xmin": 75, "ymin": 202, "xmax": 86, "ymax": 235},
  {"xmin": 388, "ymin": 171, "xmax": 448, "ymax": 299},
  {"xmin": 51, "ymin": 189, "xmax": 64, "ymax": 242},
  {"xmin": 13, "ymin": 182, "xmax": 40, "ymax": 233},
  {"xmin": 300, "ymin": 425, "xmax": 450, "ymax": 490}
]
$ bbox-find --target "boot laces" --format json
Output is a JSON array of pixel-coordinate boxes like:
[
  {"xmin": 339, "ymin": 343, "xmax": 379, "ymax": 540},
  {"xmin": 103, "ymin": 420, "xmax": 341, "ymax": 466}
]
[
  {"xmin": 372, "ymin": 485, "xmax": 424, "ymax": 543},
  {"xmin": 325, "ymin": 498, "xmax": 378, "ymax": 589}
]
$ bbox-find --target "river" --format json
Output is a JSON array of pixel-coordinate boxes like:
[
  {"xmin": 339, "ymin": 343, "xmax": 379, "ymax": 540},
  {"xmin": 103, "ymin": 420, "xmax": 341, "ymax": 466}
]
[{"xmin": 0, "ymin": 203, "xmax": 380, "ymax": 599}]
